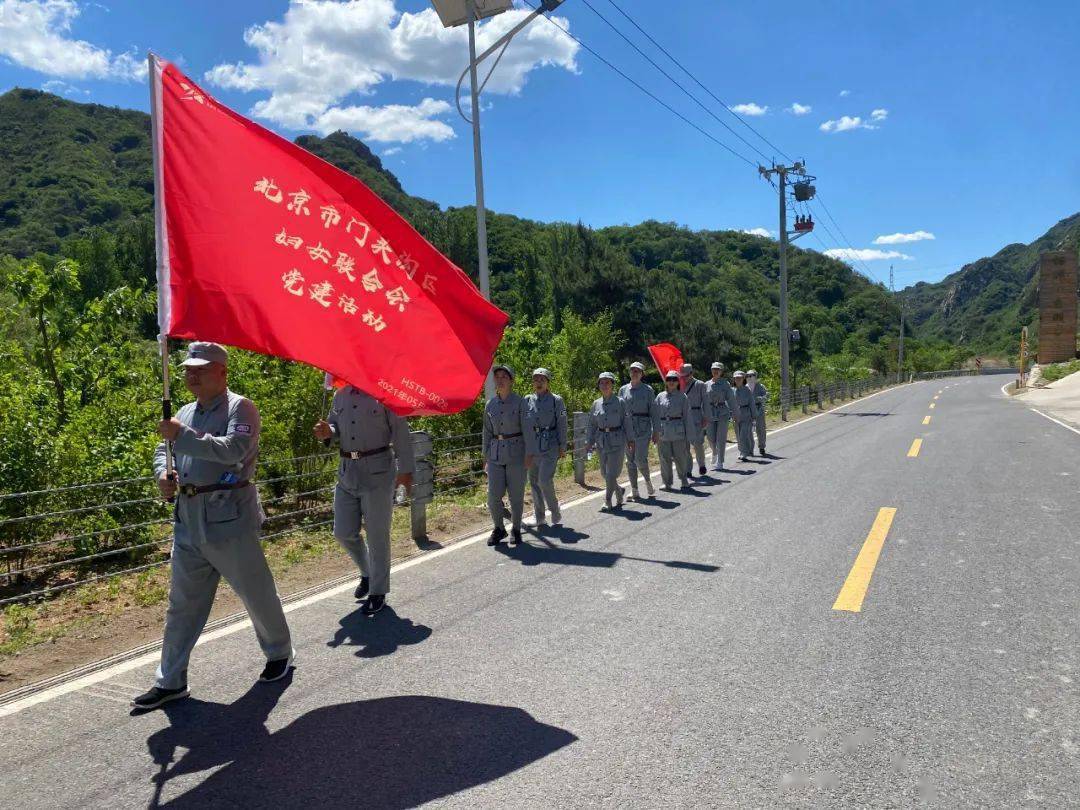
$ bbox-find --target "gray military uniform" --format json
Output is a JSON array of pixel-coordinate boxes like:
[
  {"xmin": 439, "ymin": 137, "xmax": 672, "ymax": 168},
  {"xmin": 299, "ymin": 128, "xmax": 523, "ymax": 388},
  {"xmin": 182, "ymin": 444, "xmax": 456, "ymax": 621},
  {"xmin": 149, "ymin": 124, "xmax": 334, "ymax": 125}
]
[
  {"xmin": 619, "ymin": 381, "xmax": 658, "ymax": 495},
  {"xmin": 523, "ymin": 391, "xmax": 567, "ymax": 523},
  {"xmin": 326, "ymin": 386, "xmax": 415, "ymax": 596},
  {"xmin": 750, "ymin": 381, "xmax": 768, "ymax": 453},
  {"xmin": 733, "ymin": 385, "xmax": 756, "ymax": 457},
  {"xmin": 586, "ymin": 394, "xmax": 632, "ymax": 506},
  {"xmin": 655, "ymin": 390, "xmax": 692, "ymax": 488},
  {"xmin": 153, "ymin": 390, "xmax": 292, "ymax": 690},
  {"xmin": 484, "ymin": 392, "xmax": 527, "ymax": 532},
  {"xmin": 682, "ymin": 377, "xmax": 710, "ymax": 472},
  {"xmin": 705, "ymin": 377, "xmax": 737, "ymax": 467}
]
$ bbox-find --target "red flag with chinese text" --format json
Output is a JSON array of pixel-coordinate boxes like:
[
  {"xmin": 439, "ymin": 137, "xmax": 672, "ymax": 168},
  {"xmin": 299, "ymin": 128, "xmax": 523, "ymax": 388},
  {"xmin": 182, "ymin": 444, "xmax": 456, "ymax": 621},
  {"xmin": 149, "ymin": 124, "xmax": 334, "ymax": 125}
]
[
  {"xmin": 150, "ymin": 55, "xmax": 508, "ymax": 416},
  {"xmin": 647, "ymin": 343, "xmax": 685, "ymax": 378}
]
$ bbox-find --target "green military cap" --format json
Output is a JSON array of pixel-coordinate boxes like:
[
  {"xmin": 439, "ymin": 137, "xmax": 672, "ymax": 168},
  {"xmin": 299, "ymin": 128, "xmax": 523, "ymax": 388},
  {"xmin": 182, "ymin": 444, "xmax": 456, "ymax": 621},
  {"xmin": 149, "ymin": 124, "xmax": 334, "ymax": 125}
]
[{"xmin": 492, "ymin": 364, "xmax": 514, "ymax": 379}]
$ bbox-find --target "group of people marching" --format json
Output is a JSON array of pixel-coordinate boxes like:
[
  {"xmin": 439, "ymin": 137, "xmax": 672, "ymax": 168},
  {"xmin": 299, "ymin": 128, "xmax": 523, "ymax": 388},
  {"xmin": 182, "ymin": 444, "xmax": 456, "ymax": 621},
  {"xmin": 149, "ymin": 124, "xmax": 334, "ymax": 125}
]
[
  {"xmin": 481, "ymin": 360, "xmax": 768, "ymax": 547},
  {"xmin": 134, "ymin": 342, "xmax": 768, "ymax": 711}
]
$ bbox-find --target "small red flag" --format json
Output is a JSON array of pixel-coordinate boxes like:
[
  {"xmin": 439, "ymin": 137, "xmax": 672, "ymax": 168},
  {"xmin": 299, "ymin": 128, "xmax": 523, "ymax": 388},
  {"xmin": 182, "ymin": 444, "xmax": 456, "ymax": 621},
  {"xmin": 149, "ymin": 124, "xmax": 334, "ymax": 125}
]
[
  {"xmin": 149, "ymin": 55, "xmax": 508, "ymax": 416},
  {"xmin": 647, "ymin": 343, "xmax": 685, "ymax": 379}
]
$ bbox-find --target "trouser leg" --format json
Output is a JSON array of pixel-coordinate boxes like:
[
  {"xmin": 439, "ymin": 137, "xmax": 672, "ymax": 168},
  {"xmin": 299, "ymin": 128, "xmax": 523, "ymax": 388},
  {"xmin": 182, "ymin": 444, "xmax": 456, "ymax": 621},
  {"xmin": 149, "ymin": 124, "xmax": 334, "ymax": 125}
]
[
  {"xmin": 488, "ymin": 463, "xmax": 508, "ymax": 530},
  {"xmin": 506, "ymin": 462, "xmax": 526, "ymax": 530},
  {"xmin": 205, "ymin": 531, "xmax": 293, "ymax": 662},
  {"xmin": 707, "ymin": 421, "xmax": 719, "ymax": 459},
  {"xmin": 755, "ymin": 413, "xmax": 767, "ymax": 451},
  {"xmin": 602, "ymin": 449, "xmax": 623, "ymax": 503},
  {"xmin": 691, "ymin": 436, "xmax": 706, "ymax": 470},
  {"xmin": 333, "ymin": 483, "xmax": 368, "ymax": 575},
  {"xmin": 659, "ymin": 442, "xmax": 674, "ymax": 487},
  {"xmin": 718, "ymin": 417, "xmax": 730, "ymax": 465},
  {"xmin": 625, "ymin": 440, "xmax": 640, "ymax": 491},
  {"xmin": 530, "ymin": 454, "xmax": 558, "ymax": 520},
  {"xmin": 676, "ymin": 440, "xmax": 692, "ymax": 485},
  {"xmin": 357, "ymin": 480, "xmax": 394, "ymax": 595},
  {"xmin": 156, "ymin": 535, "xmax": 220, "ymax": 689},
  {"xmin": 528, "ymin": 459, "xmax": 546, "ymax": 520}
]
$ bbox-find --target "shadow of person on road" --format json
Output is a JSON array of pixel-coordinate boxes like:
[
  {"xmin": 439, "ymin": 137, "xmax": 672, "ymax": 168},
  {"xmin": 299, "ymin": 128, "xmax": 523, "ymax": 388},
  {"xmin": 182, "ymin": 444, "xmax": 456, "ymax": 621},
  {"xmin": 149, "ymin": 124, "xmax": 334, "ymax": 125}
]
[
  {"xmin": 741, "ymin": 457, "xmax": 771, "ymax": 465},
  {"xmin": 328, "ymin": 605, "xmax": 432, "ymax": 659},
  {"xmin": 494, "ymin": 538, "xmax": 720, "ymax": 575},
  {"xmin": 145, "ymin": 675, "xmax": 293, "ymax": 808},
  {"xmin": 150, "ymin": 694, "xmax": 577, "ymax": 809},
  {"xmin": 720, "ymin": 467, "xmax": 756, "ymax": 476},
  {"xmin": 537, "ymin": 524, "xmax": 590, "ymax": 544},
  {"xmin": 829, "ymin": 411, "xmax": 892, "ymax": 418},
  {"xmin": 756, "ymin": 453, "xmax": 784, "ymax": 460},
  {"xmin": 638, "ymin": 494, "xmax": 679, "ymax": 509},
  {"xmin": 674, "ymin": 487, "xmax": 710, "ymax": 498},
  {"xmin": 604, "ymin": 506, "xmax": 652, "ymax": 521}
]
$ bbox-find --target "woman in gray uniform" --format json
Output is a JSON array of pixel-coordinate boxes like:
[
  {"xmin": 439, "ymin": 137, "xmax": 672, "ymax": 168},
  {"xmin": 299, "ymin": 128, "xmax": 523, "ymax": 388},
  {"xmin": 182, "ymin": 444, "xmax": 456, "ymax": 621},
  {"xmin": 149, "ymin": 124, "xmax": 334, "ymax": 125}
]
[
  {"xmin": 732, "ymin": 370, "xmax": 756, "ymax": 461},
  {"xmin": 655, "ymin": 369, "xmax": 692, "ymax": 490},
  {"xmin": 586, "ymin": 372, "xmax": 632, "ymax": 510}
]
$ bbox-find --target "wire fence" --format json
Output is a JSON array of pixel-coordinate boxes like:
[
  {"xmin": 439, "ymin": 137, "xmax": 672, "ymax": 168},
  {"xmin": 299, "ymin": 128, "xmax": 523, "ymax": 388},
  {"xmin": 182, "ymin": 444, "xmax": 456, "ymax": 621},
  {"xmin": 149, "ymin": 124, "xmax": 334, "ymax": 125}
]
[{"xmin": 0, "ymin": 371, "xmax": 967, "ymax": 607}]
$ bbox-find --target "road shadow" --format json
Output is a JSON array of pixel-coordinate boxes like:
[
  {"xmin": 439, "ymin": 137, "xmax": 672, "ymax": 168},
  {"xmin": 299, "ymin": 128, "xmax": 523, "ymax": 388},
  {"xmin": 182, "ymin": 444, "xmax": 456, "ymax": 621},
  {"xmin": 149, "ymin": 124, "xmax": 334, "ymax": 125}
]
[
  {"xmin": 828, "ymin": 412, "xmax": 892, "ymax": 418},
  {"xmin": 637, "ymin": 494, "xmax": 679, "ymax": 510},
  {"xmin": 146, "ymin": 690, "xmax": 576, "ymax": 809},
  {"xmin": 412, "ymin": 535, "xmax": 444, "ymax": 551},
  {"xmin": 719, "ymin": 467, "xmax": 755, "ymax": 476},
  {"xmin": 533, "ymin": 524, "xmax": 590, "ymax": 544},
  {"xmin": 741, "ymin": 458, "xmax": 771, "ymax": 465},
  {"xmin": 756, "ymin": 453, "xmax": 785, "ymax": 461},
  {"xmin": 328, "ymin": 605, "xmax": 433, "ymax": 659},
  {"xmin": 495, "ymin": 538, "xmax": 720, "ymax": 574},
  {"xmin": 604, "ymin": 506, "xmax": 652, "ymax": 521},
  {"xmin": 675, "ymin": 487, "xmax": 711, "ymax": 498}
]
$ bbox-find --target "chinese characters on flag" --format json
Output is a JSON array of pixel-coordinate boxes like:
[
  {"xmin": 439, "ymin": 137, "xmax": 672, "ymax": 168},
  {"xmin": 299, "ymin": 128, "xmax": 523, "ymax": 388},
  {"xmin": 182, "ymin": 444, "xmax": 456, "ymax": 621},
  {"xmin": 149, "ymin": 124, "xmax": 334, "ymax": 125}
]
[{"xmin": 150, "ymin": 55, "xmax": 508, "ymax": 416}]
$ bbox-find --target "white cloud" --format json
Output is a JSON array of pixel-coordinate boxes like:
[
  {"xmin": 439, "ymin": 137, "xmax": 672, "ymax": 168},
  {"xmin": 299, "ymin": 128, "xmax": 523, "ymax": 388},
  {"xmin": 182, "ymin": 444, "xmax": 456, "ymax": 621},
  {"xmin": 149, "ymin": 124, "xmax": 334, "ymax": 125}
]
[
  {"xmin": 41, "ymin": 77, "xmax": 87, "ymax": 95},
  {"xmin": 824, "ymin": 248, "xmax": 912, "ymax": 262},
  {"xmin": 741, "ymin": 227, "xmax": 772, "ymax": 237},
  {"xmin": 206, "ymin": 0, "xmax": 579, "ymax": 142},
  {"xmin": 871, "ymin": 107, "xmax": 888, "ymax": 121},
  {"xmin": 381, "ymin": 146, "xmax": 402, "ymax": 156},
  {"xmin": 839, "ymin": 89, "xmax": 851, "ymax": 97},
  {"xmin": 873, "ymin": 230, "xmax": 934, "ymax": 245},
  {"xmin": 787, "ymin": 102, "xmax": 811, "ymax": 115},
  {"xmin": 819, "ymin": 115, "xmax": 877, "ymax": 133},
  {"xmin": 729, "ymin": 102, "xmax": 767, "ymax": 116},
  {"xmin": 0, "ymin": 0, "xmax": 141, "ymax": 81}
]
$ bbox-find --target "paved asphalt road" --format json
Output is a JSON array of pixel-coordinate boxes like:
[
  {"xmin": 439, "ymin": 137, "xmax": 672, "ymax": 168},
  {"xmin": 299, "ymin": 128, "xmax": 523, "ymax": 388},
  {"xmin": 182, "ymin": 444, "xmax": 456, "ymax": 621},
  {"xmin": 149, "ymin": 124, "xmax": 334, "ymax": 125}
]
[{"xmin": 2, "ymin": 376, "xmax": 1078, "ymax": 808}]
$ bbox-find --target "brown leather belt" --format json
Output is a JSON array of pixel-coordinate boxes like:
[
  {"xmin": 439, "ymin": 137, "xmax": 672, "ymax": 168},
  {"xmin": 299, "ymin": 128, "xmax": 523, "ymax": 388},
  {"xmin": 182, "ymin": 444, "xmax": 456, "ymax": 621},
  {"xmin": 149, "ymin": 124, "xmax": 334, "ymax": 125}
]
[
  {"xmin": 179, "ymin": 481, "xmax": 250, "ymax": 497},
  {"xmin": 495, "ymin": 432, "xmax": 522, "ymax": 440},
  {"xmin": 340, "ymin": 446, "xmax": 389, "ymax": 460}
]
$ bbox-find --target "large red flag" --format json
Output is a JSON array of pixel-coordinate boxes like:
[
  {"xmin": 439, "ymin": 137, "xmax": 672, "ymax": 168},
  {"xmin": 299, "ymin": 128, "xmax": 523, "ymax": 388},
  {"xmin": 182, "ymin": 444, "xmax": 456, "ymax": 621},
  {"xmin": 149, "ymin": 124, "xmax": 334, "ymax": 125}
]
[
  {"xmin": 647, "ymin": 343, "xmax": 685, "ymax": 378},
  {"xmin": 149, "ymin": 54, "xmax": 508, "ymax": 416}
]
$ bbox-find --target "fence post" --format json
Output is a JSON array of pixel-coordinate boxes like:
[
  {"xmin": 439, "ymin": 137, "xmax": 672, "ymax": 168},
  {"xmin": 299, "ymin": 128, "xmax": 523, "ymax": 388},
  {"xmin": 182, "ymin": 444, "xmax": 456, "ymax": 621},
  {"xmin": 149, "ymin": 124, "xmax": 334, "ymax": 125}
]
[
  {"xmin": 572, "ymin": 411, "xmax": 587, "ymax": 485},
  {"xmin": 409, "ymin": 431, "xmax": 434, "ymax": 542},
  {"xmin": 801, "ymin": 386, "xmax": 809, "ymax": 414}
]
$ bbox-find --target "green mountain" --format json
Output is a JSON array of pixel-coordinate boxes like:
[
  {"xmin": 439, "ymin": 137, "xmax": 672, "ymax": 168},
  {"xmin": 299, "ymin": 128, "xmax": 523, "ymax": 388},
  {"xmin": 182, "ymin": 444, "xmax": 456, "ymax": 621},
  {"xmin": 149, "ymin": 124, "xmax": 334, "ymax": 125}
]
[{"xmin": 903, "ymin": 214, "xmax": 1080, "ymax": 356}]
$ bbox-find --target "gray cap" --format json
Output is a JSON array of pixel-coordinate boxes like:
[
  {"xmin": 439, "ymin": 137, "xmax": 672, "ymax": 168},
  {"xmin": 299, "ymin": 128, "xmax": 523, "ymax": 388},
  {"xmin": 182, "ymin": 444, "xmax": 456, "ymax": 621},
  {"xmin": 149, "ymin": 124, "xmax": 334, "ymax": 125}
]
[
  {"xmin": 732, "ymin": 370, "xmax": 746, "ymax": 378},
  {"xmin": 180, "ymin": 341, "xmax": 228, "ymax": 368},
  {"xmin": 532, "ymin": 368, "xmax": 551, "ymax": 379},
  {"xmin": 679, "ymin": 363, "xmax": 693, "ymax": 376},
  {"xmin": 629, "ymin": 361, "xmax": 646, "ymax": 372},
  {"xmin": 492, "ymin": 364, "xmax": 514, "ymax": 379},
  {"xmin": 597, "ymin": 371, "xmax": 616, "ymax": 385},
  {"xmin": 711, "ymin": 362, "xmax": 725, "ymax": 371},
  {"xmin": 747, "ymin": 369, "xmax": 758, "ymax": 377},
  {"xmin": 665, "ymin": 369, "xmax": 680, "ymax": 380}
]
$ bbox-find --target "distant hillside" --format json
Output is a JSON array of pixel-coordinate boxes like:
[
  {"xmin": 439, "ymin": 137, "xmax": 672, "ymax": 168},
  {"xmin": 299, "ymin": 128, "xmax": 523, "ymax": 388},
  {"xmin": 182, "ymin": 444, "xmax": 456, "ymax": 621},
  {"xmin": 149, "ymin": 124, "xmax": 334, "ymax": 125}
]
[{"xmin": 904, "ymin": 214, "xmax": 1080, "ymax": 355}]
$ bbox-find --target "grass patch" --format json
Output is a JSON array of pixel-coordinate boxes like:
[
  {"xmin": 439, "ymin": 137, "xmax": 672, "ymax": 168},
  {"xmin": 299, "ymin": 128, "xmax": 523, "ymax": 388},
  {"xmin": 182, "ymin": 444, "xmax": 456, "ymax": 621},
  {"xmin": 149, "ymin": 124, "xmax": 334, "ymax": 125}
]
[{"xmin": 1040, "ymin": 360, "xmax": 1080, "ymax": 384}]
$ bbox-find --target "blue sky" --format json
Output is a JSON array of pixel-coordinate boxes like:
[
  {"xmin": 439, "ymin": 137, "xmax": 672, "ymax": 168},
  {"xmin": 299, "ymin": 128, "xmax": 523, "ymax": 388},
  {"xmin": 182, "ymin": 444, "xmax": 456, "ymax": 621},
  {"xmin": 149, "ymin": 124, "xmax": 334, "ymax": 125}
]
[{"xmin": 1, "ymin": 0, "xmax": 1078, "ymax": 288}]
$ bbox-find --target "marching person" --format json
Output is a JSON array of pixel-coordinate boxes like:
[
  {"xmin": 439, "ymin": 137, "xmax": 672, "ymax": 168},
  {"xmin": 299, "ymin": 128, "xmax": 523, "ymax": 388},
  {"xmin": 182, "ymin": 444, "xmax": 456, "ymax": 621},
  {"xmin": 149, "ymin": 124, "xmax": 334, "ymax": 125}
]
[
  {"xmin": 134, "ymin": 342, "xmax": 293, "ymax": 711},
  {"xmin": 678, "ymin": 362, "xmax": 710, "ymax": 477},
  {"xmin": 523, "ymin": 368, "xmax": 567, "ymax": 528},
  {"xmin": 313, "ymin": 383, "xmax": 415, "ymax": 617},
  {"xmin": 705, "ymin": 362, "xmax": 737, "ymax": 471},
  {"xmin": 655, "ymin": 369, "xmax": 692, "ymax": 490},
  {"xmin": 747, "ymin": 370, "xmax": 769, "ymax": 455},
  {"xmin": 483, "ymin": 364, "xmax": 527, "ymax": 546},
  {"xmin": 586, "ymin": 372, "xmax": 632, "ymax": 510},
  {"xmin": 732, "ymin": 370, "xmax": 756, "ymax": 461},
  {"xmin": 619, "ymin": 361, "xmax": 658, "ymax": 500}
]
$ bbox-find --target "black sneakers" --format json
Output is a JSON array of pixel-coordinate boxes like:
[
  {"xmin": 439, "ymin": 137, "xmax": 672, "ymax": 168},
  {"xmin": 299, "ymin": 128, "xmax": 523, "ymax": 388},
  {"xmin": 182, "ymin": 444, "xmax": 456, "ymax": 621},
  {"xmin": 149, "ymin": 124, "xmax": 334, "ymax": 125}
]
[
  {"xmin": 259, "ymin": 654, "xmax": 294, "ymax": 683},
  {"xmin": 510, "ymin": 528, "xmax": 522, "ymax": 546},
  {"xmin": 353, "ymin": 576, "xmax": 370, "ymax": 600},
  {"xmin": 362, "ymin": 594, "xmax": 386, "ymax": 616},
  {"xmin": 131, "ymin": 685, "xmax": 189, "ymax": 711},
  {"xmin": 487, "ymin": 527, "xmax": 507, "ymax": 546},
  {"xmin": 698, "ymin": 466, "xmax": 707, "ymax": 476}
]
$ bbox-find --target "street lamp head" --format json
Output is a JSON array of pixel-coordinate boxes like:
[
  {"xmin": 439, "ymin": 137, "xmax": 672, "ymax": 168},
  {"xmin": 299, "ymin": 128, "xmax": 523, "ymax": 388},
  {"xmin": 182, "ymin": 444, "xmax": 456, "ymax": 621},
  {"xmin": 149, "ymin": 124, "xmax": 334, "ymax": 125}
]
[{"xmin": 430, "ymin": 0, "xmax": 512, "ymax": 28}]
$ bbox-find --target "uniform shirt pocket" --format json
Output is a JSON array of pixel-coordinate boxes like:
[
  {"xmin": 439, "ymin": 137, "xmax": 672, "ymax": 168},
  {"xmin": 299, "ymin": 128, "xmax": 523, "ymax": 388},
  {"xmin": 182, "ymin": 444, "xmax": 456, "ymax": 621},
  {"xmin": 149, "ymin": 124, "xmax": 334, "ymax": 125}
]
[
  {"xmin": 363, "ymin": 452, "xmax": 392, "ymax": 476},
  {"xmin": 204, "ymin": 491, "xmax": 240, "ymax": 524}
]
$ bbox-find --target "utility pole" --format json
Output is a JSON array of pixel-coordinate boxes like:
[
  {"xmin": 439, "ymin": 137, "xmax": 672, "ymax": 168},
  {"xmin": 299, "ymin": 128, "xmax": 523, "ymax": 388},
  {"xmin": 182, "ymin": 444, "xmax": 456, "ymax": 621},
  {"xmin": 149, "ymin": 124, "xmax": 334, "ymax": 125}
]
[
  {"xmin": 891, "ymin": 265, "xmax": 905, "ymax": 383},
  {"xmin": 758, "ymin": 161, "xmax": 814, "ymax": 420}
]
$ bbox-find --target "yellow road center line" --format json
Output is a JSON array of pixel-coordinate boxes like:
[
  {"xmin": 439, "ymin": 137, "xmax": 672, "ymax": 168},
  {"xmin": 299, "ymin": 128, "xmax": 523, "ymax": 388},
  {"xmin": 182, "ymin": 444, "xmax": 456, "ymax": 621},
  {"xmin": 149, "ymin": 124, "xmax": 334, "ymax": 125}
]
[
  {"xmin": 907, "ymin": 438, "xmax": 922, "ymax": 457},
  {"xmin": 929, "ymin": 403, "xmax": 935, "ymax": 409},
  {"xmin": 933, "ymin": 395, "xmax": 939, "ymax": 400},
  {"xmin": 922, "ymin": 416, "xmax": 931, "ymax": 425},
  {"xmin": 833, "ymin": 507, "xmax": 898, "ymax": 612}
]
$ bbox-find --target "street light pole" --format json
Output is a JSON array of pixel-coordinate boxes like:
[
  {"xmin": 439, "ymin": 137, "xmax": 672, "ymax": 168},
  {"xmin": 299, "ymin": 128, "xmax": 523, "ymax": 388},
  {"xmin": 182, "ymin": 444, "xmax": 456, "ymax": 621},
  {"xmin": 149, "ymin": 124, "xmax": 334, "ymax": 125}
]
[{"xmin": 465, "ymin": 0, "xmax": 494, "ymax": 401}]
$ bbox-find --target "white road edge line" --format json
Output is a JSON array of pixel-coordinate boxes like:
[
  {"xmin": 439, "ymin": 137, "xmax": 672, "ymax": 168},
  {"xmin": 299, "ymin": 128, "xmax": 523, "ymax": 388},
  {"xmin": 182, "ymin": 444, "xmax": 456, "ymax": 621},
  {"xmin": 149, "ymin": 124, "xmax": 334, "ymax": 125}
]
[
  {"xmin": 1029, "ymin": 407, "xmax": 1080, "ymax": 437},
  {"xmin": 0, "ymin": 380, "xmax": 914, "ymax": 718}
]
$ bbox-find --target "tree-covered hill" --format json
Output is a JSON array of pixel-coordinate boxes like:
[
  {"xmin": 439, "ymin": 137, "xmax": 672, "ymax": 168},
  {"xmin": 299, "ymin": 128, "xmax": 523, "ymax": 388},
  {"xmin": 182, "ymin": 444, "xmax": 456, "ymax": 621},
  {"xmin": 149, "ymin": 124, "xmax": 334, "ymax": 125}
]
[{"xmin": 902, "ymin": 213, "xmax": 1080, "ymax": 356}]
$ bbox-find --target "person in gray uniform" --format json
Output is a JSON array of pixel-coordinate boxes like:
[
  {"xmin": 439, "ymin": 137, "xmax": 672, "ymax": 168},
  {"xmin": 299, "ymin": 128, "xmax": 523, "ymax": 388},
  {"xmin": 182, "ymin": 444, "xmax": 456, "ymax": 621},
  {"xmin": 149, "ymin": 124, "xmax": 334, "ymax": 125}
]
[
  {"xmin": 655, "ymin": 369, "xmax": 693, "ymax": 490},
  {"xmin": 483, "ymin": 364, "xmax": 527, "ymax": 546},
  {"xmin": 747, "ymin": 370, "xmax": 769, "ymax": 455},
  {"xmin": 313, "ymin": 385, "xmax": 415, "ymax": 617},
  {"xmin": 678, "ymin": 362, "xmax": 710, "ymax": 477},
  {"xmin": 586, "ymin": 372, "xmax": 632, "ymax": 510},
  {"xmin": 523, "ymin": 368, "xmax": 567, "ymax": 528},
  {"xmin": 705, "ymin": 362, "xmax": 737, "ymax": 471},
  {"xmin": 134, "ymin": 342, "xmax": 293, "ymax": 711},
  {"xmin": 619, "ymin": 361, "xmax": 658, "ymax": 500},
  {"xmin": 732, "ymin": 370, "xmax": 756, "ymax": 461}
]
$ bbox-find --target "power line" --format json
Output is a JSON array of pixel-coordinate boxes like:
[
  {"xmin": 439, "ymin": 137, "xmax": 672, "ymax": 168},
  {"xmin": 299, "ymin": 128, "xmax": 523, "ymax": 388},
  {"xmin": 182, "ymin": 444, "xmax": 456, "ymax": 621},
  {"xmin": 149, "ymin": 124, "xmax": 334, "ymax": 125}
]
[
  {"xmin": 520, "ymin": 0, "xmax": 758, "ymax": 168},
  {"xmin": 578, "ymin": 0, "xmax": 771, "ymax": 164},
  {"xmin": 603, "ymin": 0, "xmax": 795, "ymax": 165},
  {"xmin": 811, "ymin": 192, "xmax": 885, "ymax": 285}
]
